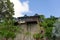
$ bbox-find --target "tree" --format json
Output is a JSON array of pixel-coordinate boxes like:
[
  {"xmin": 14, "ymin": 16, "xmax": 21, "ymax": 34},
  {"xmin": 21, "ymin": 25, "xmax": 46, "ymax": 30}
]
[
  {"xmin": 0, "ymin": 0, "xmax": 21, "ymax": 40},
  {"xmin": 0, "ymin": 20, "xmax": 21, "ymax": 40},
  {"xmin": 52, "ymin": 19, "xmax": 60, "ymax": 40},
  {"xmin": 0, "ymin": 0, "xmax": 14, "ymax": 19},
  {"xmin": 40, "ymin": 15, "xmax": 58, "ymax": 40}
]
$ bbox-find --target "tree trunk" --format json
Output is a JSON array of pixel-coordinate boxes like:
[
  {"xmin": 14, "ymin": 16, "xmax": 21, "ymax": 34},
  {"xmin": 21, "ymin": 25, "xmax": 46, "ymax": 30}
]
[{"xmin": 5, "ymin": 38, "xmax": 8, "ymax": 40}]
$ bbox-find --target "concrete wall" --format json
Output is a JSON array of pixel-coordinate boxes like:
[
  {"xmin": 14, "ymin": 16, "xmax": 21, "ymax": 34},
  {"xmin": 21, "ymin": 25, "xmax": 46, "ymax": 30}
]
[{"xmin": 14, "ymin": 23, "xmax": 40, "ymax": 40}]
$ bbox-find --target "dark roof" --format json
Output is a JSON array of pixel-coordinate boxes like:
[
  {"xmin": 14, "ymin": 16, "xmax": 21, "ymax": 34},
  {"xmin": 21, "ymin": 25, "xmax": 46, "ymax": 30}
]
[{"xmin": 17, "ymin": 15, "xmax": 40, "ymax": 19}]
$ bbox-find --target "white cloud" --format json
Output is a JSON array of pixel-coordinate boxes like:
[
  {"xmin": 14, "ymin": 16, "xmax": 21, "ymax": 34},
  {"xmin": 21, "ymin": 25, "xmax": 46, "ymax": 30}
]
[{"xmin": 10, "ymin": 0, "xmax": 29, "ymax": 17}]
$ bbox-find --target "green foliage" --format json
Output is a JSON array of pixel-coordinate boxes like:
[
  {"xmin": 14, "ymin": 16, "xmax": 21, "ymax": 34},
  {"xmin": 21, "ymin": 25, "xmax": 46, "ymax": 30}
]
[
  {"xmin": 45, "ymin": 27, "xmax": 53, "ymax": 38},
  {"xmin": 33, "ymin": 33, "xmax": 43, "ymax": 39},
  {"xmin": 0, "ymin": 0, "xmax": 14, "ymax": 19},
  {"xmin": 6, "ymin": 0, "xmax": 14, "ymax": 15},
  {"xmin": 0, "ymin": 19, "xmax": 21, "ymax": 39},
  {"xmin": 39, "ymin": 15, "xmax": 58, "ymax": 39},
  {"xmin": 52, "ymin": 19, "xmax": 60, "ymax": 37},
  {"xmin": 25, "ymin": 32, "xmax": 31, "ymax": 36},
  {"xmin": 0, "ymin": 0, "xmax": 21, "ymax": 40},
  {"xmin": 39, "ymin": 15, "xmax": 45, "ymax": 20},
  {"xmin": 40, "ymin": 21, "xmax": 47, "ymax": 28}
]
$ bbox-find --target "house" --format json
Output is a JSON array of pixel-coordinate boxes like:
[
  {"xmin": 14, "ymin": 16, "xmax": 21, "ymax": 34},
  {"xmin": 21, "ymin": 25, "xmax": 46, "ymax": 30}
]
[{"xmin": 14, "ymin": 15, "xmax": 43, "ymax": 40}]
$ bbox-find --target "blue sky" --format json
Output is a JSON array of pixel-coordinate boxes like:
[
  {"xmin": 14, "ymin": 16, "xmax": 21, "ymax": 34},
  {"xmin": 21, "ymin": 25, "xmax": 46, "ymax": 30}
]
[{"xmin": 20, "ymin": 0, "xmax": 60, "ymax": 17}]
